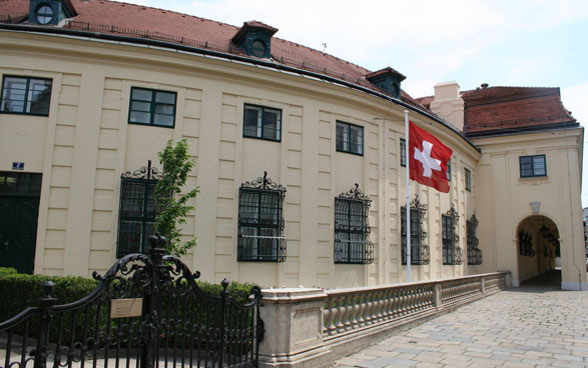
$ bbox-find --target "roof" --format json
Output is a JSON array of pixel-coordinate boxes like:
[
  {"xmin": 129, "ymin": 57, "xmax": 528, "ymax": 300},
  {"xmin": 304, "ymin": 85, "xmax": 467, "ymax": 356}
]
[
  {"xmin": 0, "ymin": 0, "xmax": 429, "ymax": 111},
  {"xmin": 416, "ymin": 86, "xmax": 577, "ymax": 136}
]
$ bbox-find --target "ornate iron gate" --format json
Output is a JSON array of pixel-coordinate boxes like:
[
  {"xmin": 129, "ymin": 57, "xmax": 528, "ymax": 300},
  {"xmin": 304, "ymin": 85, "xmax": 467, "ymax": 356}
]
[{"xmin": 0, "ymin": 235, "xmax": 263, "ymax": 368}]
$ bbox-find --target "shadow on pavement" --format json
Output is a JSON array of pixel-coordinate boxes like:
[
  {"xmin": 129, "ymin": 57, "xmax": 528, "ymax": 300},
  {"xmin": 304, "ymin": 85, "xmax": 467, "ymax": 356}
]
[{"xmin": 508, "ymin": 269, "xmax": 562, "ymax": 294}]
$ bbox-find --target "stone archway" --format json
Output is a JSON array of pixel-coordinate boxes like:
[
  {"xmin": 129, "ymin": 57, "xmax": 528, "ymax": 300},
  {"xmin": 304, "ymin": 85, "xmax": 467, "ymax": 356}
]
[{"xmin": 516, "ymin": 215, "xmax": 560, "ymax": 286}]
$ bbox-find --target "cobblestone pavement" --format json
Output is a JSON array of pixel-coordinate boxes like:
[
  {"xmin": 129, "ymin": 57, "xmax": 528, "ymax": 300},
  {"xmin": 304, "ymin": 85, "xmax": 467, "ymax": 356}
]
[{"xmin": 332, "ymin": 272, "xmax": 588, "ymax": 368}]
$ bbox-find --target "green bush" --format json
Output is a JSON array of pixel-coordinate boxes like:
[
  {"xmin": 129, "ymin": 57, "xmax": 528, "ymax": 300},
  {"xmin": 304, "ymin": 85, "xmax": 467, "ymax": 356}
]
[{"xmin": 0, "ymin": 271, "xmax": 258, "ymax": 322}]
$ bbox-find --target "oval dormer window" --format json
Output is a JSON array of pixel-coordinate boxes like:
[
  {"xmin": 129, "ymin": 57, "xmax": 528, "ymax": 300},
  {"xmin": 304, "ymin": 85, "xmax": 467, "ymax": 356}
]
[
  {"xmin": 36, "ymin": 4, "xmax": 54, "ymax": 24},
  {"xmin": 251, "ymin": 39, "xmax": 266, "ymax": 58}
]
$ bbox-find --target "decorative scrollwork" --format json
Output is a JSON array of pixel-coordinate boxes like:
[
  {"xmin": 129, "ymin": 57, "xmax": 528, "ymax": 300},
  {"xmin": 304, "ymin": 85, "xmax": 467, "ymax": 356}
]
[
  {"xmin": 519, "ymin": 228, "xmax": 535, "ymax": 257},
  {"xmin": 337, "ymin": 183, "xmax": 371, "ymax": 204},
  {"xmin": 240, "ymin": 171, "xmax": 286, "ymax": 196},
  {"xmin": 120, "ymin": 159, "xmax": 162, "ymax": 180}
]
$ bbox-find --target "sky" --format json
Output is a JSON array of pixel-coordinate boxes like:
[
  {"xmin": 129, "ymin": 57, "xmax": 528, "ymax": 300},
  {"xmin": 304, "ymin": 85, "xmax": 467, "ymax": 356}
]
[{"xmin": 116, "ymin": 0, "xmax": 588, "ymax": 205}]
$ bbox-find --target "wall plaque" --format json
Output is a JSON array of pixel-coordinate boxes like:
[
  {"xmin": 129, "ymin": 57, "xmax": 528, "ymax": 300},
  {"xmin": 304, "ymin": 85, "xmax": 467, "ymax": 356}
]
[{"xmin": 110, "ymin": 298, "xmax": 143, "ymax": 318}]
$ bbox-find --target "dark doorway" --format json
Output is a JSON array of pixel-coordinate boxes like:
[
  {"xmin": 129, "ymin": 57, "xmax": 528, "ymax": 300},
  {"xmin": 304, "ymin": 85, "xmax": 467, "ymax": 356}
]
[{"xmin": 0, "ymin": 172, "xmax": 42, "ymax": 274}]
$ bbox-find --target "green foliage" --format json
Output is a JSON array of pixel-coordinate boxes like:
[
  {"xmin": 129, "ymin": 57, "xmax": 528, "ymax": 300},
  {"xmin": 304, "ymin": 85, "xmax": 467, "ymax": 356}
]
[
  {"xmin": 196, "ymin": 280, "xmax": 258, "ymax": 305},
  {"xmin": 0, "ymin": 267, "xmax": 17, "ymax": 275},
  {"xmin": 0, "ymin": 273, "xmax": 99, "ymax": 323},
  {"xmin": 154, "ymin": 139, "xmax": 200, "ymax": 256}
]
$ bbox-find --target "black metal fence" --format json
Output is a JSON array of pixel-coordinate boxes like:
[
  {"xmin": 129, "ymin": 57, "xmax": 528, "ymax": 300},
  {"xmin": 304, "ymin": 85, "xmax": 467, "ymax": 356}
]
[{"xmin": 0, "ymin": 234, "xmax": 263, "ymax": 368}]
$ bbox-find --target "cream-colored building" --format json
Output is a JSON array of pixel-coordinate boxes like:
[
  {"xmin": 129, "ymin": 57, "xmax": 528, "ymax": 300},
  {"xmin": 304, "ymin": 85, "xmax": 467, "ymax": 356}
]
[{"xmin": 0, "ymin": 0, "xmax": 584, "ymax": 290}]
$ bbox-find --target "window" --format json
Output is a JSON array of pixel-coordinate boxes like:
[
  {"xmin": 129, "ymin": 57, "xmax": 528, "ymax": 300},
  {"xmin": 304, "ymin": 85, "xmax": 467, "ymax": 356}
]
[
  {"xmin": 243, "ymin": 104, "xmax": 281, "ymax": 141},
  {"xmin": 117, "ymin": 162, "xmax": 161, "ymax": 257},
  {"xmin": 467, "ymin": 214, "xmax": 483, "ymax": 265},
  {"xmin": 447, "ymin": 158, "xmax": 451, "ymax": 181},
  {"xmin": 400, "ymin": 138, "xmax": 406, "ymax": 167},
  {"xmin": 520, "ymin": 155, "xmax": 546, "ymax": 178},
  {"xmin": 442, "ymin": 206, "xmax": 463, "ymax": 265},
  {"xmin": 401, "ymin": 195, "xmax": 429, "ymax": 265},
  {"xmin": 334, "ymin": 184, "xmax": 374, "ymax": 264},
  {"xmin": 128, "ymin": 87, "xmax": 176, "ymax": 128},
  {"xmin": 36, "ymin": 4, "xmax": 54, "ymax": 24},
  {"xmin": 0, "ymin": 172, "xmax": 42, "ymax": 194},
  {"xmin": 238, "ymin": 172, "xmax": 286, "ymax": 262},
  {"xmin": 465, "ymin": 168, "xmax": 471, "ymax": 191},
  {"xmin": 336, "ymin": 121, "xmax": 363, "ymax": 155},
  {"xmin": 1, "ymin": 76, "xmax": 52, "ymax": 115}
]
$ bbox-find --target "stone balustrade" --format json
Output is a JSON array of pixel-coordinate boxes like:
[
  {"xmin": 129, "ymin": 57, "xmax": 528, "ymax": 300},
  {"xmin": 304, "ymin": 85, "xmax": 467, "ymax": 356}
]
[{"xmin": 259, "ymin": 272, "xmax": 509, "ymax": 367}]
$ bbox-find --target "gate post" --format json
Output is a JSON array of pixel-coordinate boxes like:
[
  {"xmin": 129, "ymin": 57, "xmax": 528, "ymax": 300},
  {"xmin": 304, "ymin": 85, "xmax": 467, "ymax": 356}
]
[
  {"xmin": 219, "ymin": 279, "xmax": 230, "ymax": 367},
  {"xmin": 141, "ymin": 234, "xmax": 167, "ymax": 368},
  {"xmin": 34, "ymin": 280, "xmax": 56, "ymax": 368}
]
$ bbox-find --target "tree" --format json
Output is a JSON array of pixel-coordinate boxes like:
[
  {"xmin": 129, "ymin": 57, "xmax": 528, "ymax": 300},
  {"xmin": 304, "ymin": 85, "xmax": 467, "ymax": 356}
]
[{"xmin": 154, "ymin": 139, "xmax": 199, "ymax": 256}]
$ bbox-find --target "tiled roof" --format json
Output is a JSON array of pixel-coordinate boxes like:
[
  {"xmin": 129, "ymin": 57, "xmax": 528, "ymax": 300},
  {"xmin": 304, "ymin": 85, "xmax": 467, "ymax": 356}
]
[
  {"xmin": 417, "ymin": 86, "xmax": 576, "ymax": 135},
  {"xmin": 0, "ymin": 0, "xmax": 427, "ymax": 111}
]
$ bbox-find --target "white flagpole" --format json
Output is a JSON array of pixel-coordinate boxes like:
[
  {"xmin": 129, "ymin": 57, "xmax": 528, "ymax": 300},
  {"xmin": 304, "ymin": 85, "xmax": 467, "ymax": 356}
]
[{"xmin": 404, "ymin": 110, "xmax": 411, "ymax": 283}]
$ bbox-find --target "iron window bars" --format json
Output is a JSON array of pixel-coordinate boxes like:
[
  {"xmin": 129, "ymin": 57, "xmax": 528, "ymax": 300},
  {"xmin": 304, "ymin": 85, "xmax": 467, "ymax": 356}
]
[
  {"xmin": 519, "ymin": 228, "xmax": 535, "ymax": 257},
  {"xmin": 519, "ymin": 154, "xmax": 547, "ymax": 178},
  {"xmin": 0, "ymin": 76, "xmax": 52, "ymax": 116},
  {"xmin": 334, "ymin": 184, "xmax": 374, "ymax": 264},
  {"xmin": 128, "ymin": 87, "xmax": 176, "ymax": 128},
  {"xmin": 442, "ymin": 205, "xmax": 463, "ymax": 265},
  {"xmin": 243, "ymin": 104, "xmax": 282, "ymax": 141},
  {"xmin": 116, "ymin": 161, "xmax": 162, "ymax": 257},
  {"xmin": 336, "ymin": 121, "xmax": 364, "ymax": 155},
  {"xmin": 238, "ymin": 172, "xmax": 286, "ymax": 262},
  {"xmin": 467, "ymin": 214, "xmax": 483, "ymax": 265},
  {"xmin": 401, "ymin": 194, "xmax": 430, "ymax": 265}
]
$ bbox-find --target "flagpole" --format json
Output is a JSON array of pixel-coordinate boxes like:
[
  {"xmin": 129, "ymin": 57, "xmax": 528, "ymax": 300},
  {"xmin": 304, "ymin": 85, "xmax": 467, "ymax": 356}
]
[{"xmin": 404, "ymin": 110, "xmax": 411, "ymax": 283}]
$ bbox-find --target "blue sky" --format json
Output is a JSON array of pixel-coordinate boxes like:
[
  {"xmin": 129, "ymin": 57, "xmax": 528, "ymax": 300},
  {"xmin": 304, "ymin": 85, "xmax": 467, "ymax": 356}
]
[{"xmin": 117, "ymin": 0, "xmax": 588, "ymax": 205}]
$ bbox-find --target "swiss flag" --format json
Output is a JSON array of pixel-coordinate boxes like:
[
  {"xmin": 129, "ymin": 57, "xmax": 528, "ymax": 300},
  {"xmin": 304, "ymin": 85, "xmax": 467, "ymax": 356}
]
[{"xmin": 409, "ymin": 121, "xmax": 453, "ymax": 193}]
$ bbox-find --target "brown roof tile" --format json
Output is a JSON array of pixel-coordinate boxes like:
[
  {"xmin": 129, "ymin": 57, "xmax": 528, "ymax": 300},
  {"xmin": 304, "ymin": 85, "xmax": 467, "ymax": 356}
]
[
  {"xmin": 0, "ymin": 0, "xmax": 429, "ymax": 112},
  {"xmin": 416, "ymin": 86, "xmax": 576, "ymax": 134}
]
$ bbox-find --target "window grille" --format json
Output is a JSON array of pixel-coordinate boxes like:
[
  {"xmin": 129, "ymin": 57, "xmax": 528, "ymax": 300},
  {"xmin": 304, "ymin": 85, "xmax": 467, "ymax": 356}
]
[
  {"xmin": 334, "ymin": 184, "xmax": 374, "ymax": 264},
  {"xmin": 401, "ymin": 194, "xmax": 429, "ymax": 265},
  {"xmin": 467, "ymin": 214, "xmax": 483, "ymax": 265},
  {"xmin": 243, "ymin": 104, "xmax": 282, "ymax": 141},
  {"xmin": 117, "ymin": 161, "xmax": 162, "ymax": 257},
  {"xmin": 336, "ymin": 121, "xmax": 364, "ymax": 155},
  {"xmin": 238, "ymin": 172, "xmax": 286, "ymax": 262},
  {"xmin": 0, "ymin": 76, "xmax": 52, "ymax": 115},
  {"xmin": 442, "ymin": 205, "xmax": 463, "ymax": 265}
]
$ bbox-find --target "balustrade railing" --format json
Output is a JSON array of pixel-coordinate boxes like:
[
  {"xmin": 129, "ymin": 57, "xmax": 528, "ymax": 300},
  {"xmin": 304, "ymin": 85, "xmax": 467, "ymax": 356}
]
[{"xmin": 322, "ymin": 272, "xmax": 507, "ymax": 341}]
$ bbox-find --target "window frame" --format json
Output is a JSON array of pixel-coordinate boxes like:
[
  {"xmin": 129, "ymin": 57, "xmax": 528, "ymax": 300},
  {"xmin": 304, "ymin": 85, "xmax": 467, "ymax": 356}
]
[
  {"xmin": 401, "ymin": 194, "xmax": 430, "ymax": 265},
  {"xmin": 116, "ymin": 162, "xmax": 162, "ymax": 258},
  {"xmin": 238, "ymin": 172, "xmax": 286, "ymax": 262},
  {"xmin": 0, "ymin": 75, "xmax": 53, "ymax": 116},
  {"xmin": 519, "ymin": 154, "xmax": 547, "ymax": 178},
  {"xmin": 128, "ymin": 87, "xmax": 177, "ymax": 128},
  {"xmin": 447, "ymin": 157, "xmax": 452, "ymax": 181},
  {"xmin": 334, "ymin": 184, "xmax": 374, "ymax": 264},
  {"xmin": 336, "ymin": 121, "xmax": 364, "ymax": 156},
  {"xmin": 465, "ymin": 168, "xmax": 471, "ymax": 191},
  {"xmin": 400, "ymin": 138, "xmax": 407, "ymax": 167},
  {"xmin": 242, "ymin": 103, "xmax": 282, "ymax": 142}
]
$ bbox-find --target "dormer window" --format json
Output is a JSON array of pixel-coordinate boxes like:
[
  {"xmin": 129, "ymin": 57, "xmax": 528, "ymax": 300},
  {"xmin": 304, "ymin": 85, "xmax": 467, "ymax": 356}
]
[
  {"xmin": 366, "ymin": 67, "xmax": 406, "ymax": 99},
  {"xmin": 232, "ymin": 21, "xmax": 278, "ymax": 58},
  {"xmin": 28, "ymin": 0, "xmax": 76, "ymax": 26},
  {"xmin": 35, "ymin": 4, "xmax": 54, "ymax": 24}
]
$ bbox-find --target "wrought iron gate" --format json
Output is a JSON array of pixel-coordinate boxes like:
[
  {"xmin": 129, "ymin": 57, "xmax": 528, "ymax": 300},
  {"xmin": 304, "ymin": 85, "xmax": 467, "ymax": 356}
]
[{"xmin": 0, "ymin": 234, "xmax": 263, "ymax": 368}]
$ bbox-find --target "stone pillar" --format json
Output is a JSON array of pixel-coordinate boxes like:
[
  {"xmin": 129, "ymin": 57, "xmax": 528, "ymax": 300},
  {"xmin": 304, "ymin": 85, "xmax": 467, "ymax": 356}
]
[{"xmin": 259, "ymin": 288, "xmax": 331, "ymax": 367}]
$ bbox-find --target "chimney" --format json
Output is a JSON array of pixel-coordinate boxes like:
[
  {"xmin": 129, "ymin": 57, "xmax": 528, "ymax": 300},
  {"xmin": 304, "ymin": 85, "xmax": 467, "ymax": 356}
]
[{"xmin": 430, "ymin": 81, "xmax": 464, "ymax": 131}]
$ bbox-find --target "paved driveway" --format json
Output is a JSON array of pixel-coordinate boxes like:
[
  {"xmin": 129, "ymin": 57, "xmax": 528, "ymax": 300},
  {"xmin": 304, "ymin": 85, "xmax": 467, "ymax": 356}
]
[{"xmin": 332, "ymin": 272, "xmax": 588, "ymax": 368}]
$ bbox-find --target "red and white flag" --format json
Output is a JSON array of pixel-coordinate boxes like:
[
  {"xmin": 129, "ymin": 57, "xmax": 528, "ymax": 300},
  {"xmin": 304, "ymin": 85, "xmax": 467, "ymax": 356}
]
[{"xmin": 409, "ymin": 121, "xmax": 453, "ymax": 193}]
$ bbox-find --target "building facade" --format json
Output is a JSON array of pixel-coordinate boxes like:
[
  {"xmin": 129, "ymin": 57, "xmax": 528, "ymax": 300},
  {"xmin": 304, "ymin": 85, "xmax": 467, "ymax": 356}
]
[{"xmin": 0, "ymin": 0, "xmax": 585, "ymax": 290}]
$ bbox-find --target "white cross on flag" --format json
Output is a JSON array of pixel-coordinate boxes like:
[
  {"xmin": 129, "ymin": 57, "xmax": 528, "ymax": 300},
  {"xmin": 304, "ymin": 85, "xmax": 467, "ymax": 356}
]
[{"xmin": 409, "ymin": 121, "xmax": 453, "ymax": 193}]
